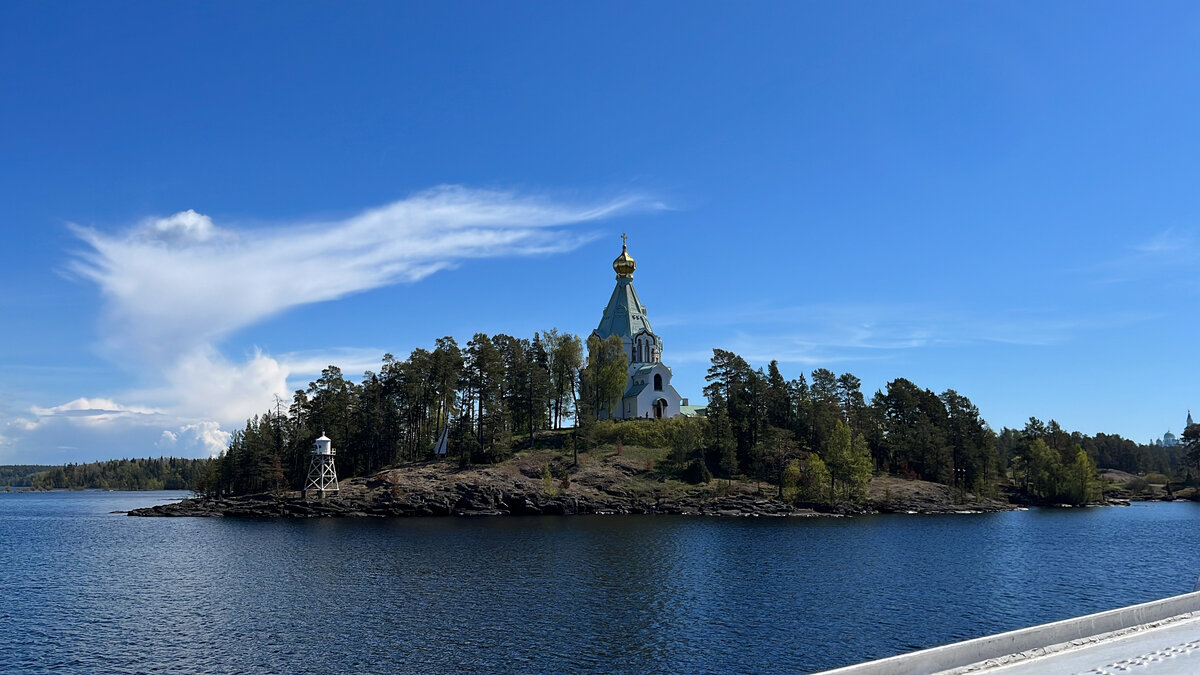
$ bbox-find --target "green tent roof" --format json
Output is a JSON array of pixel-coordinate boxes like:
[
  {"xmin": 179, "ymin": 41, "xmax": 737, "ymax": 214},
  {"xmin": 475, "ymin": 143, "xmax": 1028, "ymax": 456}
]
[{"xmin": 594, "ymin": 278, "xmax": 654, "ymax": 340}]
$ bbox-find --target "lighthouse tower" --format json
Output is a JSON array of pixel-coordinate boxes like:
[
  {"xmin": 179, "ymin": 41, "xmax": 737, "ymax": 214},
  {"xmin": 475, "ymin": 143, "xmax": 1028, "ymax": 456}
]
[{"xmin": 304, "ymin": 435, "xmax": 339, "ymax": 499}]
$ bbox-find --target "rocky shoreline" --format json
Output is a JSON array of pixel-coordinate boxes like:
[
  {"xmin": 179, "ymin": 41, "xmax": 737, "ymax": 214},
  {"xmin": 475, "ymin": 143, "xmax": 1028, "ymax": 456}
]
[
  {"xmin": 128, "ymin": 454, "xmax": 1021, "ymax": 519},
  {"xmin": 128, "ymin": 484, "xmax": 827, "ymax": 518}
]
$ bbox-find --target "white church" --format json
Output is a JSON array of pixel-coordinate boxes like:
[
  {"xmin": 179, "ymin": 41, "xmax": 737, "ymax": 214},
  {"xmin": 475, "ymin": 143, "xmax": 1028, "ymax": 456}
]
[{"xmin": 591, "ymin": 236, "xmax": 686, "ymax": 420}]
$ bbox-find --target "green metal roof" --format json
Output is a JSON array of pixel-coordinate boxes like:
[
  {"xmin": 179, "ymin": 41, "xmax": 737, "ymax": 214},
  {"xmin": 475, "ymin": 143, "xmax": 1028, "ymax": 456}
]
[
  {"xmin": 622, "ymin": 381, "xmax": 648, "ymax": 399},
  {"xmin": 594, "ymin": 278, "xmax": 654, "ymax": 340}
]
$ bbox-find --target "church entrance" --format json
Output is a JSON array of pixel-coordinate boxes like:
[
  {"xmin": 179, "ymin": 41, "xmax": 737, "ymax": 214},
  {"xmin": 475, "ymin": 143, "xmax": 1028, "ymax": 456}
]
[{"xmin": 654, "ymin": 398, "xmax": 668, "ymax": 418}]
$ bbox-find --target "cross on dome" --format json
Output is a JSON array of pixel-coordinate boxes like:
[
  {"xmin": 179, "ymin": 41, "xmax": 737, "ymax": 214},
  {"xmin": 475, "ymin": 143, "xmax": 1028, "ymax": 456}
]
[{"xmin": 613, "ymin": 234, "xmax": 636, "ymax": 278}]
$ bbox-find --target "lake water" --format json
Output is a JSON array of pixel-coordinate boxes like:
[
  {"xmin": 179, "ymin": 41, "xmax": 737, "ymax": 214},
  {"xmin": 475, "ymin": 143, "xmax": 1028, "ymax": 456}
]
[{"xmin": 2, "ymin": 492, "xmax": 1199, "ymax": 674}]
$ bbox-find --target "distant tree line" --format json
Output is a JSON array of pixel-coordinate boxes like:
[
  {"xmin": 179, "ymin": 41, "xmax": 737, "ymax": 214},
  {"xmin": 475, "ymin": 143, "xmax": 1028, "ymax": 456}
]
[
  {"xmin": 0, "ymin": 465, "xmax": 55, "ymax": 487},
  {"xmin": 29, "ymin": 457, "xmax": 212, "ymax": 491},
  {"xmin": 999, "ymin": 422, "xmax": 1182, "ymax": 478}
]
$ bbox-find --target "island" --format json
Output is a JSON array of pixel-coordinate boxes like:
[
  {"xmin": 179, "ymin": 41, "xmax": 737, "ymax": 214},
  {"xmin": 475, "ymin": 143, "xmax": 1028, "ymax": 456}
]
[
  {"xmin": 129, "ymin": 442, "xmax": 1015, "ymax": 518},
  {"xmin": 119, "ymin": 241, "xmax": 1192, "ymax": 518}
]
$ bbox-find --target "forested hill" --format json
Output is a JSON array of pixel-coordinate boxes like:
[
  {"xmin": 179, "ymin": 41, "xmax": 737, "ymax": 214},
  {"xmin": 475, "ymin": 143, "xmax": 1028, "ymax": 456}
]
[
  {"xmin": 0, "ymin": 465, "xmax": 56, "ymax": 487},
  {"xmin": 201, "ymin": 333, "xmax": 1187, "ymax": 510},
  {"xmin": 23, "ymin": 457, "xmax": 213, "ymax": 491}
]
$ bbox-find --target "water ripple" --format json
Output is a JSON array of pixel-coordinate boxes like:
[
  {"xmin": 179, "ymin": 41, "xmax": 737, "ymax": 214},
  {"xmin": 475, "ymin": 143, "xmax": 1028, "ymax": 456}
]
[{"xmin": 3, "ymin": 493, "xmax": 1200, "ymax": 673}]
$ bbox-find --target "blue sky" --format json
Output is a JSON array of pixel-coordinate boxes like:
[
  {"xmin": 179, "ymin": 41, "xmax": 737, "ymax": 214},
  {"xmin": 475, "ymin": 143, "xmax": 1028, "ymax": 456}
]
[{"xmin": 2, "ymin": 2, "xmax": 1198, "ymax": 464}]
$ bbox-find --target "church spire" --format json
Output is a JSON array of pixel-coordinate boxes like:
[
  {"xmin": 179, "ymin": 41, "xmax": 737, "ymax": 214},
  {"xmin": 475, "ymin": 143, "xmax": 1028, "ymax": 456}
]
[
  {"xmin": 595, "ymin": 236, "xmax": 652, "ymax": 341},
  {"xmin": 613, "ymin": 233, "xmax": 636, "ymax": 279}
]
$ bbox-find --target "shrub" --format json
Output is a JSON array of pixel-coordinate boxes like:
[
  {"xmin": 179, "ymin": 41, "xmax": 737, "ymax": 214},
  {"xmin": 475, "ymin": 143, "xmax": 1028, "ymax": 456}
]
[
  {"xmin": 1125, "ymin": 477, "xmax": 1150, "ymax": 493},
  {"xmin": 542, "ymin": 464, "xmax": 557, "ymax": 497},
  {"xmin": 586, "ymin": 417, "xmax": 704, "ymax": 450},
  {"xmin": 684, "ymin": 458, "xmax": 713, "ymax": 484}
]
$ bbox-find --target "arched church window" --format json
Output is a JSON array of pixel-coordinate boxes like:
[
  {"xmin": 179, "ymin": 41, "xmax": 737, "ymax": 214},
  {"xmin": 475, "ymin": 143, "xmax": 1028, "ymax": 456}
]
[{"xmin": 654, "ymin": 373, "xmax": 663, "ymax": 391}]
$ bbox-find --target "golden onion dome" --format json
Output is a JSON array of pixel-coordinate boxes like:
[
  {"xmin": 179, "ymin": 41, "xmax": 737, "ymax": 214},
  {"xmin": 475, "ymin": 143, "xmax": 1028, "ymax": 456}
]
[{"xmin": 613, "ymin": 235, "xmax": 636, "ymax": 278}]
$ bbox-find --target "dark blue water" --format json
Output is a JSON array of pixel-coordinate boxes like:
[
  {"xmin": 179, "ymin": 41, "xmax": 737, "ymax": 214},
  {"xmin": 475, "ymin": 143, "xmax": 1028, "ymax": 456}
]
[{"xmin": 3, "ymin": 492, "xmax": 1199, "ymax": 674}]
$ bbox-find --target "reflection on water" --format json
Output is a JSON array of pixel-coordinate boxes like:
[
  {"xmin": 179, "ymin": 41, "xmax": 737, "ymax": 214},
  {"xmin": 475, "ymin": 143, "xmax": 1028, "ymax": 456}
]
[{"xmin": 2, "ymin": 492, "xmax": 1198, "ymax": 673}]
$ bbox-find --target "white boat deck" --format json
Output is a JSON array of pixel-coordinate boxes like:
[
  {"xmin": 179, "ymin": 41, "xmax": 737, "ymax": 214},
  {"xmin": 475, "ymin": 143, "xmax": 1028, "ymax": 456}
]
[
  {"xmin": 820, "ymin": 591, "xmax": 1200, "ymax": 675},
  {"xmin": 976, "ymin": 612, "xmax": 1200, "ymax": 674}
]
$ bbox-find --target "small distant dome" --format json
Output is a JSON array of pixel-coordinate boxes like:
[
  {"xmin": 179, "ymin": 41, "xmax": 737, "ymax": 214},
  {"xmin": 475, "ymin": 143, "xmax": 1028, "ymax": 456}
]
[
  {"xmin": 316, "ymin": 435, "xmax": 331, "ymax": 442},
  {"xmin": 613, "ymin": 240, "xmax": 636, "ymax": 278}
]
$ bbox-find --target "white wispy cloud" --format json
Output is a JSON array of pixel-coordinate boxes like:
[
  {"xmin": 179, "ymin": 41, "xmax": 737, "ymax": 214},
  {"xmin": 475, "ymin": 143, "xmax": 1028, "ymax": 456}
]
[
  {"xmin": 5, "ymin": 186, "xmax": 649, "ymax": 462},
  {"xmin": 29, "ymin": 397, "xmax": 163, "ymax": 426},
  {"xmin": 277, "ymin": 348, "xmax": 391, "ymax": 380},
  {"xmin": 1090, "ymin": 228, "xmax": 1200, "ymax": 286},
  {"xmin": 662, "ymin": 303, "xmax": 1089, "ymax": 357},
  {"xmin": 10, "ymin": 418, "xmax": 39, "ymax": 432},
  {"xmin": 1132, "ymin": 229, "xmax": 1192, "ymax": 255},
  {"xmin": 69, "ymin": 186, "xmax": 648, "ymax": 364},
  {"xmin": 662, "ymin": 301, "xmax": 1155, "ymax": 371}
]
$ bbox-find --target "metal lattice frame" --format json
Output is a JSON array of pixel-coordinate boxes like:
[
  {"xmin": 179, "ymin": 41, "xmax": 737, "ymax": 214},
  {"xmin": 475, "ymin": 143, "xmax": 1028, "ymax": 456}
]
[{"xmin": 305, "ymin": 454, "xmax": 339, "ymax": 497}]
